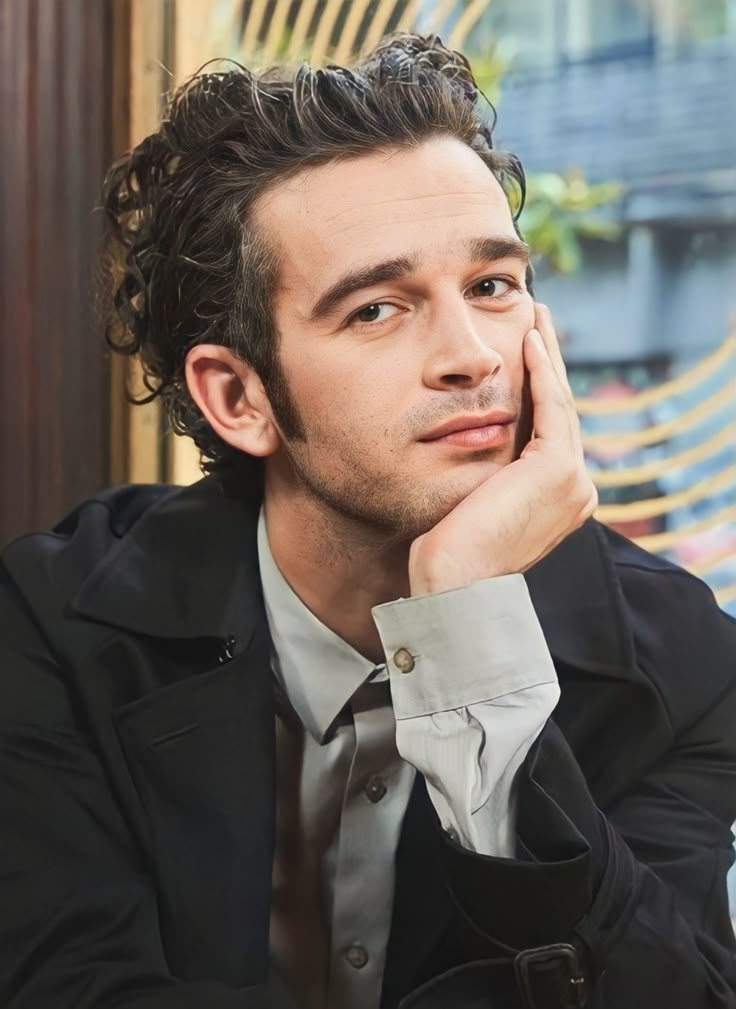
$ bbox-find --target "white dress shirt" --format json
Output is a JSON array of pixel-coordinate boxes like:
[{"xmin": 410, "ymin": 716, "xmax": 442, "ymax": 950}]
[{"xmin": 259, "ymin": 510, "xmax": 560, "ymax": 1009}]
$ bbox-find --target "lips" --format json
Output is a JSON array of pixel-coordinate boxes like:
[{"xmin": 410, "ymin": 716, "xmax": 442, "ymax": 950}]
[{"xmin": 419, "ymin": 411, "xmax": 516, "ymax": 441}]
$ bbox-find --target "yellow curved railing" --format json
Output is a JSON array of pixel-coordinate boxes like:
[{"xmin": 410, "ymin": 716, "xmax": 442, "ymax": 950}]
[
  {"xmin": 576, "ymin": 335, "xmax": 736, "ymax": 414},
  {"xmin": 577, "ymin": 333, "xmax": 736, "ymax": 608},
  {"xmin": 581, "ymin": 383, "xmax": 734, "ymax": 452},
  {"xmin": 594, "ymin": 466, "xmax": 736, "ymax": 524},
  {"xmin": 590, "ymin": 425, "xmax": 736, "ymax": 488},
  {"xmin": 226, "ymin": 0, "xmax": 495, "ymax": 65}
]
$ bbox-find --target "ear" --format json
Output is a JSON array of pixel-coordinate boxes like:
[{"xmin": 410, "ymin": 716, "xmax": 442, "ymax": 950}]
[{"xmin": 185, "ymin": 344, "xmax": 281, "ymax": 458}]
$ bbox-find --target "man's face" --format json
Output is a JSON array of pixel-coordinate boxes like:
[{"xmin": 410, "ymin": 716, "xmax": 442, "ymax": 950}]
[{"xmin": 257, "ymin": 136, "xmax": 535, "ymax": 538}]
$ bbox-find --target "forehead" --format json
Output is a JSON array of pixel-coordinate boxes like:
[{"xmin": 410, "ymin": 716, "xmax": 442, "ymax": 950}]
[{"xmin": 255, "ymin": 137, "xmax": 518, "ymax": 305}]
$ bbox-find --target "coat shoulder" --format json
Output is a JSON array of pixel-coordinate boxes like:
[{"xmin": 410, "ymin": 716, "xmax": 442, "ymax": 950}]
[
  {"xmin": 2, "ymin": 484, "xmax": 177, "ymax": 587},
  {"xmin": 594, "ymin": 519, "xmax": 699, "ymax": 576},
  {"xmin": 0, "ymin": 484, "xmax": 181, "ymax": 727},
  {"xmin": 592, "ymin": 520, "xmax": 736, "ymax": 731},
  {"xmin": 0, "ymin": 484, "xmax": 179, "ymax": 633}
]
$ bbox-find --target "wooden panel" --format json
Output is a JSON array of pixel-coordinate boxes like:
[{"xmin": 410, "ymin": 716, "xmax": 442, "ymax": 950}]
[
  {"xmin": 166, "ymin": 0, "xmax": 218, "ymax": 486},
  {"xmin": 0, "ymin": 0, "xmax": 119, "ymax": 545},
  {"xmin": 108, "ymin": 0, "xmax": 134, "ymax": 487},
  {"xmin": 107, "ymin": 0, "xmax": 198, "ymax": 487},
  {"xmin": 122, "ymin": 0, "xmax": 173, "ymax": 485}
]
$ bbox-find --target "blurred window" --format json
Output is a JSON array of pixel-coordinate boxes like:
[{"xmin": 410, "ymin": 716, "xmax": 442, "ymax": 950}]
[
  {"xmin": 475, "ymin": 0, "xmax": 563, "ymax": 66},
  {"xmin": 481, "ymin": 0, "xmax": 736, "ymax": 66},
  {"xmin": 579, "ymin": 1, "xmax": 654, "ymax": 59}
]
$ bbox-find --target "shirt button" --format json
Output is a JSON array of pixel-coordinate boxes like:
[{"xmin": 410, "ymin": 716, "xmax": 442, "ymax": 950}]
[
  {"xmin": 364, "ymin": 775, "xmax": 387, "ymax": 803},
  {"xmin": 345, "ymin": 945, "xmax": 369, "ymax": 969},
  {"xmin": 392, "ymin": 647, "xmax": 415, "ymax": 673}
]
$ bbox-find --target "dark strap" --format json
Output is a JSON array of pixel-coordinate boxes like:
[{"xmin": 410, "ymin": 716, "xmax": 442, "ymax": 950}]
[
  {"xmin": 398, "ymin": 943, "xmax": 589, "ymax": 1009},
  {"xmin": 515, "ymin": 944, "xmax": 589, "ymax": 1009}
]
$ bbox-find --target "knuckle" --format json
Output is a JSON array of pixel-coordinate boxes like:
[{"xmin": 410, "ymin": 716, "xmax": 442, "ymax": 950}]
[
  {"xmin": 581, "ymin": 485, "xmax": 599, "ymax": 521},
  {"xmin": 569, "ymin": 473, "xmax": 597, "ymax": 512},
  {"xmin": 558, "ymin": 469, "xmax": 582, "ymax": 502}
]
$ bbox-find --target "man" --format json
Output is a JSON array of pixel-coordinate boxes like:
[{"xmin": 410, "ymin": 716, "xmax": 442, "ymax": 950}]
[{"xmin": 1, "ymin": 31, "xmax": 735, "ymax": 1009}]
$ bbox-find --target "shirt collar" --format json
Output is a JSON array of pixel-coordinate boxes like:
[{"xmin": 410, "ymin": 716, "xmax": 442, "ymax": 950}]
[{"xmin": 257, "ymin": 508, "xmax": 382, "ymax": 743}]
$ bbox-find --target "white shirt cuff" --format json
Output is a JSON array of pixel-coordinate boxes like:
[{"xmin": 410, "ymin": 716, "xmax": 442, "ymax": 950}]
[{"xmin": 372, "ymin": 575, "xmax": 560, "ymax": 856}]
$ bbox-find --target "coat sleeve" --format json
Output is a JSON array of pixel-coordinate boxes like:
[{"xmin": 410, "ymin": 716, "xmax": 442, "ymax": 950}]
[
  {"xmin": 0, "ymin": 572, "xmax": 296, "ymax": 1009},
  {"xmin": 422, "ymin": 568, "xmax": 736, "ymax": 1008}
]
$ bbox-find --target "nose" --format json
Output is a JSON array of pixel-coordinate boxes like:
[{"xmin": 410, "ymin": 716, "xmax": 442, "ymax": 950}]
[{"xmin": 422, "ymin": 303, "xmax": 504, "ymax": 391}]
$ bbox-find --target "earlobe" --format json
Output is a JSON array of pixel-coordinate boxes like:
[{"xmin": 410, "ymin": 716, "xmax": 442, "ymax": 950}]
[{"xmin": 184, "ymin": 345, "xmax": 281, "ymax": 459}]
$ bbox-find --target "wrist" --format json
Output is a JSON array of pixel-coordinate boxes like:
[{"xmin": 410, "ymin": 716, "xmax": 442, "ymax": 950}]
[{"xmin": 408, "ymin": 539, "xmax": 507, "ymax": 596}]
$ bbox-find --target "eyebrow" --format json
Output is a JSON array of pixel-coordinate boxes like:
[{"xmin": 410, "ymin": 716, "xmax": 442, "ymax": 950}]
[{"xmin": 307, "ymin": 236, "xmax": 530, "ymax": 323}]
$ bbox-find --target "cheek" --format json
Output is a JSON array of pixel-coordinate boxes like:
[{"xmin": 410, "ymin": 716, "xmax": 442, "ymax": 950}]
[
  {"xmin": 484, "ymin": 322, "xmax": 528, "ymax": 385},
  {"xmin": 281, "ymin": 342, "xmax": 393, "ymax": 434},
  {"xmin": 278, "ymin": 340, "xmax": 337, "ymax": 410},
  {"xmin": 499, "ymin": 298, "xmax": 534, "ymax": 376},
  {"xmin": 513, "ymin": 294, "xmax": 536, "ymax": 339}
]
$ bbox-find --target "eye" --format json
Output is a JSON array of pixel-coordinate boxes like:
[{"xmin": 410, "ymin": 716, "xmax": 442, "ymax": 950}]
[
  {"xmin": 469, "ymin": 277, "xmax": 518, "ymax": 299},
  {"xmin": 348, "ymin": 302, "xmax": 401, "ymax": 327}
]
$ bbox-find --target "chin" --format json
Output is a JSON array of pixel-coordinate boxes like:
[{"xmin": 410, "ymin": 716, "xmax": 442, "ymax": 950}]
[
  {"xmin": 447, "ymin": 455, "xmax": 507, "ymax": 485},
  {"xmin": 407, "ymin": 465, "xmax": 503, "ymax": 532}
]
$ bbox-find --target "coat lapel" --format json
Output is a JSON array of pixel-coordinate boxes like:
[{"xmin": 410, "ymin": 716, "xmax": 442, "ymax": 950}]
[
  {"xmin": 113, "ymin": 641, "xmax": 276, "ymax": 986},
  {"xmin": 69, "ymin": 479, "xmax": 278, "ymax": 986}
]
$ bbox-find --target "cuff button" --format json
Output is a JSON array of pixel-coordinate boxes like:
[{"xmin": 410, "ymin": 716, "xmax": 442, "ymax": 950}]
[{"xmin": 393, "ymin": 648, "xmax": 415, "ymax": 673}]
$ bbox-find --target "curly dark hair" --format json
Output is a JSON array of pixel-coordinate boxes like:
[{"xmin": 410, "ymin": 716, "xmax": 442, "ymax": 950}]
[{"xmin": 101, "ymin": 31, "xmax": 526, "ymax": 500}]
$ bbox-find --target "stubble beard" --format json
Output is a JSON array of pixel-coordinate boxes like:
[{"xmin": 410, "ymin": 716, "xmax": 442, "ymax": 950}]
[
  {"xmin": 265, "ymin": 366, "xmax": 534, "ymax": 544},
  {"xmin": 279, "ymin": 434, "xmax": 465, "ymax": 542}
]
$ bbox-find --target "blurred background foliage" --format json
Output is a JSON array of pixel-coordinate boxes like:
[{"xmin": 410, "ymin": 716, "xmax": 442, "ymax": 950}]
[{"xmin": 517, "ymin": 172, "xmax": 622, "ymax": 275}]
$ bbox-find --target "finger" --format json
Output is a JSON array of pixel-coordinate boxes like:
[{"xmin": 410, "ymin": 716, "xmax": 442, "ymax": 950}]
[
  {"xmin": 523, "ymin": 328, "xmax": 576, "ymax": 441},
  {"xmin": 534, "ymin": 303, "xmax": 573, "ymax": 398},
  {"xmin": 531, "ymin": 307, "xmax": 586, "ymax": 459}
]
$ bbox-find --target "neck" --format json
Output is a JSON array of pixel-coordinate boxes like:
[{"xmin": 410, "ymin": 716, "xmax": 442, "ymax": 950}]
[{"xmin": 263, "ymin": 485, "xmax": 412, "ymax": 665}]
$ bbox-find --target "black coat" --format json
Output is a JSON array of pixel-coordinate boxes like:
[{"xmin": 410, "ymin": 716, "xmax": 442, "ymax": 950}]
[{"xmin": 1, "ymin": 477, "xmax": 736, "ymax": 1009}]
